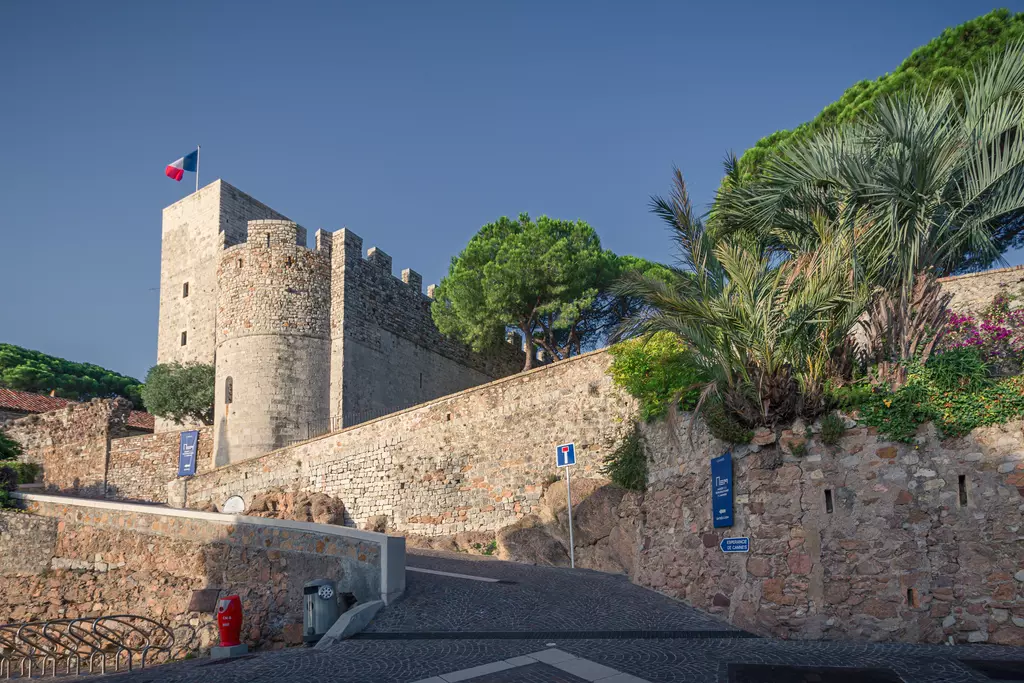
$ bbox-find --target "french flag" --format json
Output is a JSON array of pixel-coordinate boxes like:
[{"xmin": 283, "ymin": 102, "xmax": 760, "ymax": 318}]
[{"xmin": 165, "ymin": 149, "xmax": 198, "ymax": 181}]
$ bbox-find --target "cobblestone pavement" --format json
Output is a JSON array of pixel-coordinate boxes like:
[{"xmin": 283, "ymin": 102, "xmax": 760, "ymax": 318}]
[{"xmin": 86, "ymin": 551, "xmax": 1024, "ymax": 683}]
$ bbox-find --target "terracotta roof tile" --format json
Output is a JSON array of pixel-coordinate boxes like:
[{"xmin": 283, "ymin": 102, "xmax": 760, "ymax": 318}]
[
  {"xmin": 0, "ymin": 387, "xmax": 155, "ymax": 432},
  {"xmin": 0, "ymin": 387, "xmax": 72, "ymax": 413}
]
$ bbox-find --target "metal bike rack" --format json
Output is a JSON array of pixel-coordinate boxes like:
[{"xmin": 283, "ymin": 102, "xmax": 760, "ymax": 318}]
[{"xmin": 0, "ymin": 615, "xmax": 196, "ymax": 678}]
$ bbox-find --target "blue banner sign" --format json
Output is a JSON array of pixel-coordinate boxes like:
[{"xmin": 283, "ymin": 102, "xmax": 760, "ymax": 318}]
[
  {"xmin": 720, "ymin": 537, "xmax": 750, "ymax": 553},
  {"xmin": 178, "ymin": 430, "xmax": 199, "ymax": 477},
  {"xmin": 711, "ymin": 451, "xmax": 733, "ymax": 528}
]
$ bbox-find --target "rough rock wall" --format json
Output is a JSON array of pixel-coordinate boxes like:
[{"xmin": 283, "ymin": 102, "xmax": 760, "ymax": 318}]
[
  {"xmin": 107, "ymin": 427, "xmax": 213, "ymax": 502},
  {"xmin": 177, "ymin": 350, "xmax": 636, "ymax": 535},
  {"xmin": 2, "ymin": 398, "xmax": 131, "ymax": 496},
  {"xmin": 0, "ymin": 497, "xmax": 384, "ymax": 651},
  {"xmin": 3, "ymin": 401, "xmax": 212, "ymax": 503},
  {"xmin": 939, "ymin": 265, "xmax": 1024, "ymax": 313},
  {"xmin": 628, "ymin": 417, "xmax": 1024, "ymax": 646}
]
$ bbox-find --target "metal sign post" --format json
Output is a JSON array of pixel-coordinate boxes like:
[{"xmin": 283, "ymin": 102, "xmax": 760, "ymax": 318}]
[{"xmin": 556, "ymin": 443, "xmax": 576, "ymax": 568}]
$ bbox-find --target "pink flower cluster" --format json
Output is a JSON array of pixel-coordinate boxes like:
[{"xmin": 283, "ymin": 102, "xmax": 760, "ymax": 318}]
[{"xmin": 937, "ymin": 294, "xmax": 1024, "ymax": 363}]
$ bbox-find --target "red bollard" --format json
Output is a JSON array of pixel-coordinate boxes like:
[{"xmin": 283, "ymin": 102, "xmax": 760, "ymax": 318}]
[{"xmin": 216, "ymin": 595, "xmax": 243, "ymax": 647}]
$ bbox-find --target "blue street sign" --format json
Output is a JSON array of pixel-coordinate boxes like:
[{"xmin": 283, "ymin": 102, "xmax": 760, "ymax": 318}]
[
  {"xmin": 178, "ymin": 430, "xmax": 199, "ymax": 476},
  {"xmin": 556, "ymin": 443, "xmax": 576, "ymax": 468},
  {"xmin": 711, "ymin": 451, "xmax": 734, "ymax": 528},
  {"xmin": 720, "ymin": 537, "xmax": 750, "ymax": 553}
]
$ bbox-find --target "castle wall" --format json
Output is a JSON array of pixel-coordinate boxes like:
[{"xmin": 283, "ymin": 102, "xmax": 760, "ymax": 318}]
[
  {"xmin": 330, "ymin": 229, "xmax": 523, "ymax": 427},
  {"xmin": 106, "ymin": 427, "xmax": 214, "ymax": 502},
  {"xmin": 176, "ymin": 350, "xmax": 633, "ymax": 534},
  {"xmin": 156, "ymin": 181, "xmax": 289, "ymax": 431},
  {"xmin": 214, "ymin": 220, "xmax": 331, "ymax": 465},
  {"xmin": 938, "ymin": 264, "xmax": 1024, "ymax": 313},
  {"xmin": 2, "ymin": 398, "xmax": 132, "ymax": 497}
]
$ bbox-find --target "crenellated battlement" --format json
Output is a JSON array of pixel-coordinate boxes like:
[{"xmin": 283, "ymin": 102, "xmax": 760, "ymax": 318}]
[{"xmin": 332, "ymin": 228, "xmax": 429, "ymax": 296}]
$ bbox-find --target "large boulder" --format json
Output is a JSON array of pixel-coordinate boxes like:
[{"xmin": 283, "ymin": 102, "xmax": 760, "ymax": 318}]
[
  {"xmin": 571, "ymin": 484, "xmax": 627, "ymax": 546},
  {"xmin": 496, "ymin": 516, "xmax": 570, "ymax": 567},
  {"xmin": 539, "ymin": 477, "xmax": 609, "ymax": 528},
  {"xmin": 245, "ymin": 488, "xmax": 347, "ymax": 525}
]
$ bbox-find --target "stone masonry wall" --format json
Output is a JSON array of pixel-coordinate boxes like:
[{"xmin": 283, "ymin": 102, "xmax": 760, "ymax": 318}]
[
  {"xmin": 939, "ymin": 265, "xmax": 1024, "ymax": 313},
  {"xmin": 331, "ymin": 228, "xmax": 524, "ymax": 426},
  {"xmin": 214, "ymin": 220, "xmax": 330, "ymax": 465},
  {"xmin": 106, "ymin": 427, "xmax": 213, "ymax": 502},
  {"xmin": 0, "ymin": 496, "xmax": 388, "ymax": 652},
  {"xmin": 178, "ymin": 350, "xmax": 636, "ymax": 535},
  {"xmin": 2, "ymin": 398, "xmax": 131, "ymax": 496},
  {"xmin": 626, "ymin": 416, "xmax": 1024, "ymax": 646},
  {"xmin": 156, "ymin": 180, "xmax": 289, "ymax": 432}
]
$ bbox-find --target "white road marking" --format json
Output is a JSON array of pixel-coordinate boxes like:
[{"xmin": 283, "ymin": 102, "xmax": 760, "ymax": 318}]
[{"xmin": 406, "ymin": 566, "xmax": 501, "ymax": 583}]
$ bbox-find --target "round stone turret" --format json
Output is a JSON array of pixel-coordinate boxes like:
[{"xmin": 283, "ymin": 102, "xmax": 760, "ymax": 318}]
[{"xmin": 213, "ymin": 220, "xmax": 332, "ymax": 465}]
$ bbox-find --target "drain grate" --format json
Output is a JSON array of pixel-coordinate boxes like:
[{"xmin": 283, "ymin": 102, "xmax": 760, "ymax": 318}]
[
  {"xmin": 728, "ymin": 663, "xmax": 905, "ymax": 683},
  {"xmin": 959, "ymin": 659, "xmax": 1024, "ymax": 681},
  {"xmin": 354, "ymin": 629, "xmax": 758, "ymax": 640}
]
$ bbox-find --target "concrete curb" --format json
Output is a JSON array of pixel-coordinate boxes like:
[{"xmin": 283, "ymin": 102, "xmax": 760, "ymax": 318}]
[{"xmin": 315, "ymin": 600, "xmax": 384, "ymax": 649}]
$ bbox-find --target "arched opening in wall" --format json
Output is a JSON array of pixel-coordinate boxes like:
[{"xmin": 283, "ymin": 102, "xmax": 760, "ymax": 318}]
[{"xmin": 225, "ymin": 377, "xmax": 233, "ymax": 416}]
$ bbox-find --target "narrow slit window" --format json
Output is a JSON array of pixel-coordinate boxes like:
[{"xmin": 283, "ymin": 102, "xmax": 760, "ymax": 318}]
[
  {"xmin": 824, "ymin": 489, "xmax": 834, "ymax": 514},
  {"xmin": 225, "ymin": 377, "xmax": 233, "ymax": 405},
  {"xmin": 958, "ymin": 475, "xmax": 968, "ymax": 506},
  {"xmin": 182, "ymin": 282, "xmax": 189, "ymax": 298},
  {"xmin": 419, "ymin": 373, "xmax": 423, "ymax": 389},
  {"xmin": 180, "ymin": 331, "xmax": 187, "ymax": 346},
  {"xmin": 906, "ymin": 588, "xmax": 917, "ymax": 608},
  {"xmin": 446, "ymin": 413, "xmax": 452, "ymax": 422},
  {"xmin": 237, "ymin": 258, "xmax": 243, "ymax": 268},
  {"xmin": 286, "ymin": 256, "xmax": 294, "ymax": 266},
  {"xmin": 265, "ymin": 233, "xmax": 271, "ymax": 247}
]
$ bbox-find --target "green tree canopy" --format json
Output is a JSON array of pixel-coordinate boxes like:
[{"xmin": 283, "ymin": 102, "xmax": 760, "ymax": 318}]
[
  {"xmin": 139, "ymin": 362, "xmax": 215, "ymax": 425},
  {"xmin": 431, "ymin": 214, "xmax": 657, "ymax": 370},
  {"xmin": 0, "ymin": 344, "xmax": 144, "ymax": 408},
  {"xmin": 730, "ymin": 10, "xmax": 1024, "ymax": 269}
]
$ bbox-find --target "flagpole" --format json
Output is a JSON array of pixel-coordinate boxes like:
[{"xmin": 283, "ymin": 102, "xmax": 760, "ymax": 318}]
[{"xmin": 195, "ymin": 145, "xmax": 201, "ymax": 193}]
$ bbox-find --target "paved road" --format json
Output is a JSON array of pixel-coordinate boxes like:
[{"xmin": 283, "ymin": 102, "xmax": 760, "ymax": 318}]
[{"xmin": 88, "ymin": 550, "xmax": 1024, "ymax": 683}]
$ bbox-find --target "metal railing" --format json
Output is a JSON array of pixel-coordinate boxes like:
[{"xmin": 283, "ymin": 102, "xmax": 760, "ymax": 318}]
[{"xmin": 0, "ymin": 615, "xmax": 196, "ymax": 678}]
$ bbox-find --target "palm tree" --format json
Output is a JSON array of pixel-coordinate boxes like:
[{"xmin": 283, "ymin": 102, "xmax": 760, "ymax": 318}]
[
  {"xmin": 616, "ymin": 169, "xmax": 865, "ymax": 428},
  {"xmin": 716, "ymin": 42, "xmax": 1024, "ymax": 386}
]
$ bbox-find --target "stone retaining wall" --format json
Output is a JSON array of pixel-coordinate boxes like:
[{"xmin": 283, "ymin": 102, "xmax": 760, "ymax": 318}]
[
  {"xmin": 628, "ymin": 417, "xmax": 1024, "ymax": 646},
  {"xmin": 0, "ymin": 494, "xmax": 404, "ymax": 651},
  {"xmin": 175, "ymin": 350, "xmax": 636, "ymax": 535}
]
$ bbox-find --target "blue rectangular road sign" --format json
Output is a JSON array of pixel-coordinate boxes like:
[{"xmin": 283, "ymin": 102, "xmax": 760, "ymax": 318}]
[
  {"xmin": 720, "ymin": 537, "xmax": 750, "ymax": 553},
  {"xmin": 711, "ymin": 451, "xmax": 733, "ymax": 528},
  {"xmin": 178, "ymin": 430, "xmax": 199, "ymax": 476},
  {"xmin": 556, "ymin": 443, "xmax": 576, "ymax": 467}
]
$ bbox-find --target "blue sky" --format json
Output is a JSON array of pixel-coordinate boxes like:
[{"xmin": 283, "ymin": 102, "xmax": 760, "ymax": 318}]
[{"xmin": 1, "ymin": 1, "xmax": 1022, "ymax": 381}]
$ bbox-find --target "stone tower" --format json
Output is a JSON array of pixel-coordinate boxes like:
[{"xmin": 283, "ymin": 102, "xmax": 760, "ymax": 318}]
[
  {"xmin": 213, "ymin": 220, "xmax": 332, "ymax": 465},
  {"xmin": 156, "ymin": 180, "xmax": 524, "ymax": 467}
]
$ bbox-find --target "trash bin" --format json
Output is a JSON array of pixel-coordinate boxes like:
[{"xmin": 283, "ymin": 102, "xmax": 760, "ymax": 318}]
[{"xmin": 303, "ymin": 579, "xmax": 340, "ymax": 644}]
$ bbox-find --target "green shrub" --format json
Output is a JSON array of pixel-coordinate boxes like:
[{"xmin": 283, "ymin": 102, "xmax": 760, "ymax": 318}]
[
  {"xmin": 601, "ymin": 425, "xmax": 647, "ymax": 491},
  {"xmin": 856, "ymin": 362, "xmax": 1024, "ymax": 442},
  {"xmin": 2, "ymin": 462, "xmax": 40, "ymax": 484},
  {"xmin": 0, "ymin": 466, "xmax": 17, "ymax": 508},
  {"xmin": 926, "ymin": 348, "xmax": 988, "ymax": 392},
  {"xmin": 609, "ymin": 332, "xmax": 704, "ymax": 421},
  {"xmin": 820, "ymin": 412, "xmax": 847, "ymax": 446},
  {"xmin": 0, "ymin": 431, "xmax": 22, "ymax": 461},
  {"xmin": 703, "ymin": 401, "xmax": 754, "ymax": 444}
]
